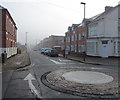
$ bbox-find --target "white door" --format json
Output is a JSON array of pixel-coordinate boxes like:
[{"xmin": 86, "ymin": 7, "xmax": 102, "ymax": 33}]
[{"xmin": 101, "ymin": 41, "xmax": 109, "ymax": 58}]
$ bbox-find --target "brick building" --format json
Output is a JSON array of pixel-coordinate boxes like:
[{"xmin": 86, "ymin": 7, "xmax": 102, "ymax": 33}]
[
  {"xmin": 65, "ymin": 19, "xmax": 90, "ymax": 56},
  {"xmin": 0, "ymin": 5, "xmax": 17, "ymax": 58},
  {"xmin": 39, "ymin": 35, "xmax": 64, "ymax": 49}
]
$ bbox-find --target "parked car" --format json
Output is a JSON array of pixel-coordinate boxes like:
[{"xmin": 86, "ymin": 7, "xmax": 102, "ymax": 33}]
[
  {"xmin": 44, "ymin": 48, "xmax": 52, "ymax": 55},
  {"xmin": 41, "ymin": 48, "xmax": 52, "ymax": 55},
  {"xmin": 48, "ymin": 49, "xmax": 58, "ymax": 57},
  {"xmin": 41, "ymin": 48, "xmax": 46, "ymax": 54}
]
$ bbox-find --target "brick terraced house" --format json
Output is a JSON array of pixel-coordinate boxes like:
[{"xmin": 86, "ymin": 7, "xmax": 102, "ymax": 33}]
[
  {"xmin": 65, "ymin": 19, "xmax": 90, "ymax": 56},
  {"xmin": 0, "ymin": 5, "xmax": 17, "ymax": 58}
]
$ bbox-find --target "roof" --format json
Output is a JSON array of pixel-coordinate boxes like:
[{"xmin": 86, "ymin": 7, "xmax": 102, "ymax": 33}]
[
  {"xmin": 0, "ymin": 5, "xmax": 6, "ymax": 9},
  {"xmin": 0, "ymin": 5, "xmax": 17, "ymax": 28},
  {"xmin": 90, "ymin": 4, "xmax": 119, "ymax": 22},
  {"xmin": 89, "ymin": 13, "xmax": 102, "ymax": 21}
]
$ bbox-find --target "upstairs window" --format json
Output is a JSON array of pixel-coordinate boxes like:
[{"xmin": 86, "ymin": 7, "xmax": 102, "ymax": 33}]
[
  {"xmin": 79, "ymin": 34, "xmax": 81, "ymax": 40},
  {"xmin": 89, "ymin": 23, "xmax": 98, "ymax": 37},
  {"xmin": 66, "ymin": 37, "xmax": 70, "ymax": 42},
  {"xmin": 71, "ymin": 35, "xmax": 74, "ymax": 41},
  {"xmin": 81, "ymin": 32, "xmax": 86, "ymax": 41},
  {"xmin": 75, "ymin": 34, "xmax": 77, "ymax": 41}
]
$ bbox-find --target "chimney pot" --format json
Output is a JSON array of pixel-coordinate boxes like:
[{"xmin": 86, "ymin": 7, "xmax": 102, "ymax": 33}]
[{"xmin": 105, "ymin": 6, "xmax": 113, "ymax": 11}]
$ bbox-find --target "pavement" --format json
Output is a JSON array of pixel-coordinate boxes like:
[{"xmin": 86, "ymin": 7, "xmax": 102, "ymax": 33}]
[
  {"xmin": 2, "ymin": 50, "xmax": 31, "ymax": 72},
  {"xmin": 66, "ymin": 55, "xmax": 119, "ymax": 66}
]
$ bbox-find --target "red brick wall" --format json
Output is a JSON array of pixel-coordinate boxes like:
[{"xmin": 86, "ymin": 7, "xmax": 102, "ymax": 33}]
[
  {"xmin": 77, "ymin": 26, "xmax": 87, "ymax": 45},
  {"xmin": 2, "ymin": 9, "xmax": 17, "ymax": 48},
  {"xmin": 2, "ymin": 9, "xmax": 6, "ymax": 48},
  {"xmin": 65, "ymin": 25, "xmax": 88, "ymax": 56}
]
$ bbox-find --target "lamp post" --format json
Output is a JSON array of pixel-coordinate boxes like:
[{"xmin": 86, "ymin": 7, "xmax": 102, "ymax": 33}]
[
  {"xmin": 81, "ymin": 2, "xmax": 86, "ymax": 19},
  {"xmin": 81, "ymin": 2, "xmax": 86, "ymax": 61}
]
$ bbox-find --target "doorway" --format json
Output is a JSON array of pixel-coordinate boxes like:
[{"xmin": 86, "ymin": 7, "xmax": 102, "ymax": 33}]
[{"xmin": 101, "ymin": 41, "xmax": 109, "ymax": 58}]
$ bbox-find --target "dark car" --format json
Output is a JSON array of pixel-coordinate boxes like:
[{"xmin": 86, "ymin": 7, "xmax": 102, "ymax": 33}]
[{"xmin": 48, "ymin": 49, "xmax": 58, "ymax": 57}]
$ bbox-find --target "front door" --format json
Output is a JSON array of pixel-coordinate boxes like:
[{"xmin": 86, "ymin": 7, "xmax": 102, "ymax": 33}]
[{"xmin": 101, "ymin": 41, "xmax": 108, "ymax": 58}]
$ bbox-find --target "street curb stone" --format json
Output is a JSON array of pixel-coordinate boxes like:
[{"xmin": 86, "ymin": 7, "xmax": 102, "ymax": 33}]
[
  {"xmin": 16, "ymin": 53, "xmax": 31, "ymax": 70},
  {"xmin": 66, "ymin": 57, "xmax": 102, "ymax": 65}
]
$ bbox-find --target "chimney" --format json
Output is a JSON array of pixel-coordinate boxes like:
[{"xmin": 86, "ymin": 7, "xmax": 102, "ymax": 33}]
[{"xmin": 105, "ymin": 6, "xmax": 113, "ymax": 11}]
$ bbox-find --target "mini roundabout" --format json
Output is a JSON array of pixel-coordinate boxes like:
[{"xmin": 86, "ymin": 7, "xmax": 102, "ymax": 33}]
[{"xmin": 41, "ymin": 68, "xmax": 119, "ymax": 99}]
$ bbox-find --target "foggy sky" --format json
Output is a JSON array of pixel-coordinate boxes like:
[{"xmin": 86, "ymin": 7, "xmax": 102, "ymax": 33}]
[{"xmin": 0, "ymin": 0, "xmax": 119, "ymax": 45}]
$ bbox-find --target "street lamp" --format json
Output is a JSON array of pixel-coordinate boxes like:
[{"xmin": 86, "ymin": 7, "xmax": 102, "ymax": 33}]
[{"xmin": 81, "ymin": 2, "xmax": 86, "ymax": 19}]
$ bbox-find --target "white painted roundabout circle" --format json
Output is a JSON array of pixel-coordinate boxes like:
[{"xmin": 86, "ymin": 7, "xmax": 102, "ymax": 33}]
[
  {"xmin": 41, "ymin": 68, "xmax": 118, "ymax": 98},
  {"xmin": 62, "ymin": 71, "xmax": 113, "ymax": 84}
]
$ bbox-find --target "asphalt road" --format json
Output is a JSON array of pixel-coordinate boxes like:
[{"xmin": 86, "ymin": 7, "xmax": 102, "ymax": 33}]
[{"xmin": 2, "ymin": 49, "xmax": 118, "ymax": 99}]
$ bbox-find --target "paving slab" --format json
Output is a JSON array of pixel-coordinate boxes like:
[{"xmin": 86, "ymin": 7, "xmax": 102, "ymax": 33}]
[{"xmin": 2, "ymin": 51, "xmax": 31, "ymax": 72}]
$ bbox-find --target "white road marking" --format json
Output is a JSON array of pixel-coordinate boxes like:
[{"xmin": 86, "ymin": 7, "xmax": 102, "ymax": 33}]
[
  {"xmin": 24, "ymin": 73, "xmax": 42, "ymax": 98},
  {"xmin": 91, "ymin": 67, "xmax": 103, "ymax": 70},
  {"xmin": 50, "ymin": 59, "xmax": 66, "ymax": 64},
  {"xmin": 60, "ymin": 67, "xmax": 83, "ymax": 69},
  {"xmin": 59, "ymin": 58, "xmax": 70, "ymax": 62}
]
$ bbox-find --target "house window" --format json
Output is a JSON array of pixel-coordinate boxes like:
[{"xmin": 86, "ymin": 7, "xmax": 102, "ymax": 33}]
[
  {"xmin": 67, "ymin": 37, "xmax": 70, "ymax": 42},
  {"xmin": 87, "ymin": 42, "xmax": 94, "ymax": 54},
  {"xmin": 78, "ymin": 45, "xmax": 85, "ymax": 53},
  {"xmin": 113, "ymin": 41, "xmax": 120, "ymax": 55},
  {"xmin": 71, "ymin": 45, "xmax": 74, "ymax": 51},
  {"xmin": 118, "ymin": 22, "xmax": 120, "ymax": 34},
  {"xmin": 118, "ymin": 41, "xmax": 120, "ymax": 55},
  {"xmin": 113, "ymin": 42, "xmax": 116, "ymax": 53},
  {"xmin": 102, "ymin": 41, "xmax": 108, "ymax": 44},
  {"xmin": 95, "ymin": 42, "xmax": 98, "ymax": 54},
  {"xmin": 75, "ymin": 45, "xmax": 77, "ymax": 52},
  {"xmin": 81, "ymin": 32, "xmax": 86, "ymax": 41},
  {"xmin": 75, "ymin": 34, "xmax": 77, "ymax": 41},
  {"xmin": 89, "ymin": 23, "xmax": 97, "ymax": 36},
  {"xmin": 73, "ymin": 31, "xmax": 75, "ymax": 34},
  {"xmin": 66, "ymin": 45, "xmax": 70, "ymax": 51},
  {"xmin": 81, "ymin": 45, "xmax": 85, "ymax": 52},
  {"xmin": 71, "ymin": 35, "xmax": 74, "ymax": 41}
]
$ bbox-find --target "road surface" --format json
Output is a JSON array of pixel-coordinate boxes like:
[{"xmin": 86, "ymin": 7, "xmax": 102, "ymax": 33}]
[{"xmin": 2, "ymin": 49, "xmax": 118, "ymax": 99}]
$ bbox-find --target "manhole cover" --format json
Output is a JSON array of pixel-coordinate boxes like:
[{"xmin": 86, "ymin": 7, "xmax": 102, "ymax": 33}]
[{"xmin": 62, "ymin": 71, "xmax": 113, "ymax": 84}]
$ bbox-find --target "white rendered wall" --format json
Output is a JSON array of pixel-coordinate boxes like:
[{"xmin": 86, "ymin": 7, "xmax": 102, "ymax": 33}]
[{"xmin": 0, "ymin": 47, "xmax": 17, "ymax": 58}]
